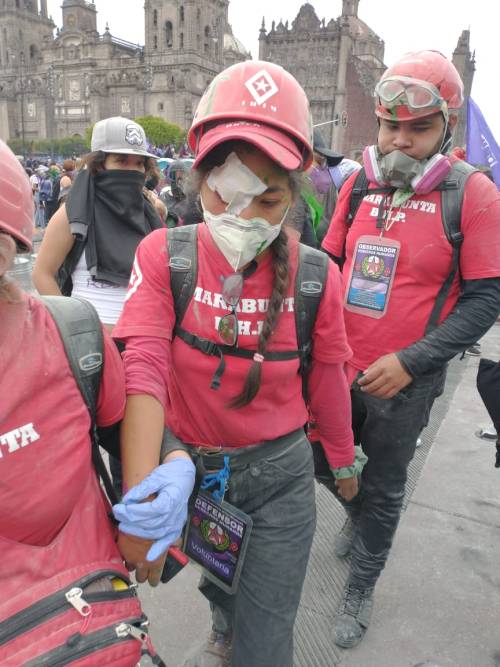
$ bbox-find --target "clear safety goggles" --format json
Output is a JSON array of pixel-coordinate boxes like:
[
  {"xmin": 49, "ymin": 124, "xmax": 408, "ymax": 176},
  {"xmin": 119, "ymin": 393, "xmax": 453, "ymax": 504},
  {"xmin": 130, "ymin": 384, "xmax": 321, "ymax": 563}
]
[{"xmin": 375, "ymin": 76, "xmax": 444, "ymax": 111}]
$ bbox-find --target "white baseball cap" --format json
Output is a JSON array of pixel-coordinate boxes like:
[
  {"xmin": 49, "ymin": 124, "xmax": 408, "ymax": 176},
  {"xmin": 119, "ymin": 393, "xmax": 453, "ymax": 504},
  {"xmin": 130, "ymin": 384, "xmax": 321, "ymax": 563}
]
[{"xmin": 91, "ymin": 117, "xmax": 157, "ymax": 158}]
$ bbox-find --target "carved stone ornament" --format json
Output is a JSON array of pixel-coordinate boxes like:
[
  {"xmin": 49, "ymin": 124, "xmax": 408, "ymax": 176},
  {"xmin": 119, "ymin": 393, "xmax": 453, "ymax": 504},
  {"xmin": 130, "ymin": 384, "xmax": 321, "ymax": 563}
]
[{"xmin": 69, "ymin": 78, "xmax": 81, "ymax": 101}]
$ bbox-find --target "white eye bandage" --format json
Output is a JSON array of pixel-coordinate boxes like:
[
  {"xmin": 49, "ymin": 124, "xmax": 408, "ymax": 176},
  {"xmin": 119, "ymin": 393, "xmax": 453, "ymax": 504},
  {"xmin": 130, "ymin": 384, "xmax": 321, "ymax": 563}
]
[{"xmin": 206, "ymin": 152, "xmax": 267, "ymax": 215}]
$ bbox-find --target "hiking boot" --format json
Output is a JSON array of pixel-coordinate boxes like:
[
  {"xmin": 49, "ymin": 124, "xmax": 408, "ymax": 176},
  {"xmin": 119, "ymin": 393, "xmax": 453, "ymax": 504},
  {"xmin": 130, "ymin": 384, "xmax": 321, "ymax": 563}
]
[
  {"xmin": 334, "ymin": 517, "xmax": 356, "ymax": 558},
  {"xmin": 333, "ymin": 584, "xmax": 374, "ymax": 648},
  {"xmin": 183, "ymin": 630, "xmax": 232, "ymax": 667}
]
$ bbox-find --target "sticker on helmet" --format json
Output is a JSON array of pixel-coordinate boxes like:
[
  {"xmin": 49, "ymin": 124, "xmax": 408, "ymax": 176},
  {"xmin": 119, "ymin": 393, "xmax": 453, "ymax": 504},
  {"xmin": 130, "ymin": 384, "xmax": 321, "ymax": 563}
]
[
  {"xmin": 244, "ymin": 70, "xmax": 279, "ymax": 106},
  {"xmin": 125, "ymin": 125, "xmax": 144, "ymax": 147}
]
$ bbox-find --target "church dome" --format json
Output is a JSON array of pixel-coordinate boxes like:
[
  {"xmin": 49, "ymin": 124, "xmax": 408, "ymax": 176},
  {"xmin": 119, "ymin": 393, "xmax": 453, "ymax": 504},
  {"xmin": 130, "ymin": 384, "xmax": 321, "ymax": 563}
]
[{"xmin": 224, "ymin": 32, "xmax": 250, "ymax": 57}]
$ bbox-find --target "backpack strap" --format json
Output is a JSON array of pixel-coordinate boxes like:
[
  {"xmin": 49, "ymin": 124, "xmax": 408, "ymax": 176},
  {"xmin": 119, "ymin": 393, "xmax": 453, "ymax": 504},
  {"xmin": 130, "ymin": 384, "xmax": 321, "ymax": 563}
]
[
  {"xmin": 166, "ymin": 230, "xmax": 327, "ymax": 396},
  {"xmin": 39, "ymin": 295, "xmax": 117, "ymax": 504},
  {"xmin": 295, "ymin": 244, "xmax": 329, "ymax": 399},
  {"xmin": 425, "ymin": 161, "xmax": 478, "ymax": 332},
  {"xmin": 347, "ymin": 168, "xmax": 370, "ymax": 227},
  {"xmin": 167, "ymin": 224, "xmax": 199, "ymax": 324}
]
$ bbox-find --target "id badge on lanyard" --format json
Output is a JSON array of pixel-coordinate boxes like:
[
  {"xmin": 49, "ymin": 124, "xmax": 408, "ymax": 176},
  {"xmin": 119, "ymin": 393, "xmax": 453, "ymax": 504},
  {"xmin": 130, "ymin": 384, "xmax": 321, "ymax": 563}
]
[
  {"xmin": 183, "ymin": 457, "xmax": 253, "ymax": 595},
  {"xmin": 184, "ymin": 491, "xmax": 253, "ymax": 595},
  {"xmin": 344, "ymin": 235, "xmax": 400, "ymax": 318}
]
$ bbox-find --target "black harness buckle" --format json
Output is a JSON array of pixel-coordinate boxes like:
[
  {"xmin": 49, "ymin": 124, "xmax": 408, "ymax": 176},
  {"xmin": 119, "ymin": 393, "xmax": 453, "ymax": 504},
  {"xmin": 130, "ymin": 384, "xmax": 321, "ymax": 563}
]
[{"xmin": 194, "ymin": 337, "xmax": 220, "ymax": 356}]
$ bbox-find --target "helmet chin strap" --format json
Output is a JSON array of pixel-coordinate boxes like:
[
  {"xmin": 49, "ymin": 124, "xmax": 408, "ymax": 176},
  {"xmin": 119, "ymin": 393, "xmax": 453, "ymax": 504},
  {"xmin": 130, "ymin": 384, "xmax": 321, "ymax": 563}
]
[{"xmin": 439, "ymin": 114, "xmax": 452, "ymax": 155}]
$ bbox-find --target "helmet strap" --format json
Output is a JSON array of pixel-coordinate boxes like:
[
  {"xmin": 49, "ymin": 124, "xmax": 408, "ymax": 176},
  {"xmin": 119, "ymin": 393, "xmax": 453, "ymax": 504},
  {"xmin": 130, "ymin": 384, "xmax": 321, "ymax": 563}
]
[{"xmin": 439, "ymin": 114, "xmax": 452, "ymax": 155}]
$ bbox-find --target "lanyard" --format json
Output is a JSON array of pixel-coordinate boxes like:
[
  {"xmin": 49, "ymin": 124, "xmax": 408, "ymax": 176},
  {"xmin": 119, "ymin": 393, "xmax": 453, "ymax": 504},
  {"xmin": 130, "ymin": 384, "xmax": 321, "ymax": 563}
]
[
  {"xmin": 200, "ymin": 455, "xmax": 231, "ymax": 502},
  {"xmin": 376, "ymin": 187, "xmax": 414, "ymax": 237}
]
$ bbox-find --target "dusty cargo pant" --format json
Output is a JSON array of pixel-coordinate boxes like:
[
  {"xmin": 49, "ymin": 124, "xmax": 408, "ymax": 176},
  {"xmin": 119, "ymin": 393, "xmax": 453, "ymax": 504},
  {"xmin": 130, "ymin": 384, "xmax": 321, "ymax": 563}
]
[
  {"xmin": 195, "ymin": 430, "xmax": 316, "ymax": 667},
  {"xmin": 336, "ymin": 368, "xmax": 447, "ymax": 589}
]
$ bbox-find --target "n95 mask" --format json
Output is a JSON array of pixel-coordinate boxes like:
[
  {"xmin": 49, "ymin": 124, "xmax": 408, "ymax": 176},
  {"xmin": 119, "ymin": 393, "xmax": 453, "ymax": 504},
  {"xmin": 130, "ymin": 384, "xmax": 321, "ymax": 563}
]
[{"xmin": 202, "ymin": 202, "xmax": 287, "ymax": 271}]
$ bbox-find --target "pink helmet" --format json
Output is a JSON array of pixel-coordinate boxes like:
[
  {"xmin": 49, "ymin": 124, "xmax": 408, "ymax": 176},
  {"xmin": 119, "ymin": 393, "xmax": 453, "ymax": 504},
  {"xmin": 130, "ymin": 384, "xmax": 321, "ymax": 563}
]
[
  {"xmin": 188, "ymin": 60, "xmax": 313, "ymax": 170},
  {"xmin": 0, "ymin": 140, "xmax": 33, "ymax": 252},
  {"xmin": 375, "ymin": 50, "xmax": 464, "ymax": 121}
]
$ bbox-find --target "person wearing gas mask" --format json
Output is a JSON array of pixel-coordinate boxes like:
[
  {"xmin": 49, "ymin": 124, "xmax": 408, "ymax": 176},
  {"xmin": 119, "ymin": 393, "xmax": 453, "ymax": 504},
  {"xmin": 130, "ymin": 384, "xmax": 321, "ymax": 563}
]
[
  {"xmin": 110, "ymin": 60, "xmax": 360, "ymax": 667},
  {"xmin": 161, "ymin": 159, "xmax": 192, "ymax": 227},
  {"xmin": 322, "ymin": 50, "xmax": 500, "ymax": 648}
]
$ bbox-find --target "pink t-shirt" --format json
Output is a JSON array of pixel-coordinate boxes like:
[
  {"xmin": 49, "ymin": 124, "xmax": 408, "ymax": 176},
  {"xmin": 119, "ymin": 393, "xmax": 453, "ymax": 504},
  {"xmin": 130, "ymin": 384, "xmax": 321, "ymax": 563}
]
[
  {"xmin": 0, "ymin": 295, "xmax": 125, "ymax": 545},
  {"xmin": 114, "ymin": 225, "xmax": 353, "ymax": 459},
  {"xmin": 322, "ymin": 165, "xmax": 500, "ymax": 371}
]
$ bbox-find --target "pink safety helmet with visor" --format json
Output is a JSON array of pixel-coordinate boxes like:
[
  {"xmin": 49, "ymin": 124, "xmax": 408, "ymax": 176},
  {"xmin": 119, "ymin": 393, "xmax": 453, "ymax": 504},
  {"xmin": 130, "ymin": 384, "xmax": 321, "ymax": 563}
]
[
  {"xmin": 375, "ymin": 50, "xmax": 464, "ymax": 121},
  {"xmin": 0, "ymin": 139, "xmax": 34, "ymax": 252},
  {"xmin": 188, "ymin": 60, "xmax": 313, "ymax": 171}
]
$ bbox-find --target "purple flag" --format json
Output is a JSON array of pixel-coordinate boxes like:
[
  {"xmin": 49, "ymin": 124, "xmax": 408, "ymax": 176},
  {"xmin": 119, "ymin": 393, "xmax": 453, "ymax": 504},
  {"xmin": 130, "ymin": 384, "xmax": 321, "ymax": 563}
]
[{"xmin": 466, "ymin": 97, "xmax": 500, "ymax": 188}]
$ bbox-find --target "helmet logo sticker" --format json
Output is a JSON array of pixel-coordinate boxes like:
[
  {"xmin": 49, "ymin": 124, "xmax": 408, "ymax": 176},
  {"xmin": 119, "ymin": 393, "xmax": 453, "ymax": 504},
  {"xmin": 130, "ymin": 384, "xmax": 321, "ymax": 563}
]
[
  {"xmin": 125, "ymin": 124, "xmax": 144, "ymax": 147},
  {"xmin": 245, "ymin": 70, "xmax": 279, "ymax": 106}
]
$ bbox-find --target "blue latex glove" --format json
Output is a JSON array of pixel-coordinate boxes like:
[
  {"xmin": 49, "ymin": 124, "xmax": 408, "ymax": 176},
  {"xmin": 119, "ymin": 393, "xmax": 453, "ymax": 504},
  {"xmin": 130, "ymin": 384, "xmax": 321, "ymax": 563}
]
[{"xmin": 113, "ymin": 457, "xmax": 195, "ymax": 561}]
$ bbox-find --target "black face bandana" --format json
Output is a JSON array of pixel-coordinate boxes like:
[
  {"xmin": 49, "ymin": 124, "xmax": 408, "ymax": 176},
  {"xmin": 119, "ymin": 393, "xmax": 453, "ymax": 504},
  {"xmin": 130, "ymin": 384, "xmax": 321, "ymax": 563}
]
[
  {"xmin": 94, "ymin": 169, "xmax": 146, "ymax": 212},
  {"xmin": 66, "ymin": 168, "xmax": 164, "ymax": 286}
]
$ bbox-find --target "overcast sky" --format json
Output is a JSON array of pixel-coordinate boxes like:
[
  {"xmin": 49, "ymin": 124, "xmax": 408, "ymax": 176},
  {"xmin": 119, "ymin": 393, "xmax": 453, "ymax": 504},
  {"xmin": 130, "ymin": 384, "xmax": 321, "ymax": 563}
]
[{"xmin": 46, "ymin": 0, "xmax": 499, "ymax": 139}]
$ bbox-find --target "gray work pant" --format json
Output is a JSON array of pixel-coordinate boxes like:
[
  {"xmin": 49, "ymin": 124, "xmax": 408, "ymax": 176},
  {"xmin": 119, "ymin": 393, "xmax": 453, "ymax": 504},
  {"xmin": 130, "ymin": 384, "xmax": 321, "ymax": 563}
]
[{"xmin": 195, "ymin": 430, "xmax": 316, "ymax": 667}]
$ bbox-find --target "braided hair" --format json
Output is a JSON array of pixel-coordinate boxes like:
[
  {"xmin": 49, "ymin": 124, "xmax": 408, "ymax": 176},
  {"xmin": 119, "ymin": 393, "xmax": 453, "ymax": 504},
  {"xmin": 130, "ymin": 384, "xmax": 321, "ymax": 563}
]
[{"xmin": 228, "ymin": 229, "xmax": 290, "ymax": 408}]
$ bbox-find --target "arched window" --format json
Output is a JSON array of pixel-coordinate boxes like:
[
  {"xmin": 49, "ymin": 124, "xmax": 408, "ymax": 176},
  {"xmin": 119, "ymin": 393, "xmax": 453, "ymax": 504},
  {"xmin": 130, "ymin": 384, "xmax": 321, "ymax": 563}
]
[
  {"xmin": 29, "ymin": 44, "xmax": 36, "ymax": 60},
  {"xmin": 197, "ymin": 8, "xmax": 201, "ymax": 22},
  {"xmin": 204, "ymin": 26, "xmax": 210, "ymax": 54},
  {"xmin": 153, "ymin": 9, "xmax": 157, "ymax": 27},
  {"xmin": 180, "ymin": 32, "xmax": 184, "ymax": 49},
  {"xmin": 165, "ymin": 21, "xmax": 173, "ymax": 47},
  {"xmin": 180, "ymin": 6, "xmax": 184, "ymax": 23},
  {"xmin": 153, "ymin": 35, "xmax": 158, "ymax": 49}
]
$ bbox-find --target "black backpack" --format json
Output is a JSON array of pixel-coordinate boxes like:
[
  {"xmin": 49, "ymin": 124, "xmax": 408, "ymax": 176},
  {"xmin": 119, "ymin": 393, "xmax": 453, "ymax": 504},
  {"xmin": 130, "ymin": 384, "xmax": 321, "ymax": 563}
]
[
  {"xmin": 39, "ymin": 296, "xmax": 119, "ymax": 503},
  {"xmin": 346, "ymin": 161, "xmax": 478, "ymax": 332},
  {"xmin": 166, "ymin": 225, "xmax": 329, "ymax": 398}
]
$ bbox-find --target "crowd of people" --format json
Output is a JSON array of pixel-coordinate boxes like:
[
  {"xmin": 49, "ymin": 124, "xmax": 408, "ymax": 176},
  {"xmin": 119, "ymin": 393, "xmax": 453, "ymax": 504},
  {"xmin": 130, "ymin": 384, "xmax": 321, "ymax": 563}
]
[{"xmin": 1, "ymin": 47, "xmax": 499, "ymax": 667}]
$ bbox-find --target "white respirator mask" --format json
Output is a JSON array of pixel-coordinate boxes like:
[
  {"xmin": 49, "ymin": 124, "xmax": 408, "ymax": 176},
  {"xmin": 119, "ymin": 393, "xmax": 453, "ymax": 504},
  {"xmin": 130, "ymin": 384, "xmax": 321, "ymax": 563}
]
[{"xmin": 202, "ymin": 152, "xmax": 289, "ymax": 271}]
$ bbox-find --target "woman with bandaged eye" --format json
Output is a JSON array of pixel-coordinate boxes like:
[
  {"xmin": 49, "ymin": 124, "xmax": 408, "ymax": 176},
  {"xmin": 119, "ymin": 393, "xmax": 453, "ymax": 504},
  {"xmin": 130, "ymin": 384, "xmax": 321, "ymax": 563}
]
[{"xmin": 112, "ymin": 60, "xmax": 361, "ymax": 667}]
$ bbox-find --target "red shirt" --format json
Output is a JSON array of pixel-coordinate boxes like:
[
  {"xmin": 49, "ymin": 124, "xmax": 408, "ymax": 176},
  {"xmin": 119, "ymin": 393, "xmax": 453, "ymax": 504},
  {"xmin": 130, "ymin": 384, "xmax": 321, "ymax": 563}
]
[
  {"xmin": 0, "ymin": 295, "xmax": 125, "ymax": 545},
  {"xmin": 322, "ymin": 165, "xmax": 500, "ymax": 371},
  {"xmin": 114, "ymin": 226, "xmax": 354, "ymax": 465}
]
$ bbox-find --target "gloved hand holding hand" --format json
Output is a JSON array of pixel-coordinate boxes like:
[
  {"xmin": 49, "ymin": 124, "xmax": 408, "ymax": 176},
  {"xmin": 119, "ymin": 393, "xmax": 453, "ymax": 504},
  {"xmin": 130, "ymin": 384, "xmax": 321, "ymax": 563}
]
[{"xmin": 113, "ymin": 457, "xmax": 196, "ymax": 562}]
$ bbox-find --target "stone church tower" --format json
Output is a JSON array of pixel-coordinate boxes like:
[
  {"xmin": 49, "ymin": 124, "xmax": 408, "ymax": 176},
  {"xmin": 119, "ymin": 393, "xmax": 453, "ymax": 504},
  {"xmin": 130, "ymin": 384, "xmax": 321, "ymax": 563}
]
[
  {"xmin": 143, "ymin": 0, "xmax": 239, "ymax": 128},
  {"xmin": 0, "ymin": 0, "xmax": 54, "ymax": 141},
  {"xmin": 452, "ymin": 29, "xmax": 475, "ymax": 148},
  {"xmin": 0, "ymin": 0, "xmax": 249, "ymax": 142}
]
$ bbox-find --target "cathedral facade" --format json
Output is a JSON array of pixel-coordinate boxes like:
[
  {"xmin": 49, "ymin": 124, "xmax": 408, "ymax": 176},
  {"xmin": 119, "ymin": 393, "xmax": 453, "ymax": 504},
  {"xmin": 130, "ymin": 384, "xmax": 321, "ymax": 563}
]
[
  {"xmin": 0, "ymin": 0, "xmax": 250, "ymax": 143},
  {"xmin": 0, "ymin": 1, "xmax": 474, "ymax": 155}
]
